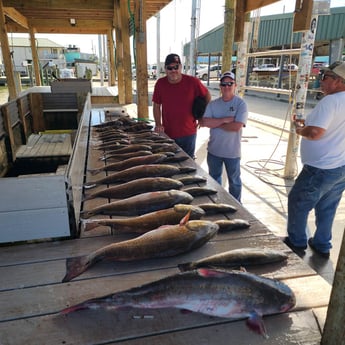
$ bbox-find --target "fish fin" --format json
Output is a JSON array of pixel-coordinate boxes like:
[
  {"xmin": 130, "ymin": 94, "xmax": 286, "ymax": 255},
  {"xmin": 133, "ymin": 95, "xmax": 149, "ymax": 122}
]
[
  {"xmin": 62, "ymin": 255, "xmax": 92, "ymax": 282},
  {"xmin": 84, "ymin": 183, "xmax": 97, "ymax": 190},
  {"xmin": 179, "ymin": 210, "xmax": 191, "ymax": 225},
  {"xmin": 87, "ymin": 168, "xmax": 102, "ymax": 176},
  {"xmin": 239, "ymin": 266, "xmax": 247, "ymax": 272},
  {"xmin": 197, "ymin": 268, "xmax": 228, "ymax": 278},
  {"xmin": 246, "ymin": 311, "xmax": 268, "ymax": 339}
]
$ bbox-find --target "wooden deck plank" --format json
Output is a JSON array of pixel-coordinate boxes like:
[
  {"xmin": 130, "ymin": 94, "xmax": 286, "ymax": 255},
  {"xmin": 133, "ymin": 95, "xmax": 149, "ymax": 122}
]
[{"xmin": 16, "ymin": 133, "xmax": 72, "ymax": 159}]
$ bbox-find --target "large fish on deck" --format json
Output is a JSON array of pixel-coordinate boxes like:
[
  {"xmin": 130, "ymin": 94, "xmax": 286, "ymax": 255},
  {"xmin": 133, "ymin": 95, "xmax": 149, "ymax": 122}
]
[
  {"xmin": 82, "ymin": 204, "xmax": 206, "ymax": 233},
  {"xmin": 61, "ymin": 268, "xmax": 296, "ymax": 338},
  {"xmin": 84, "ymin": 177, "xmax": 184, "ymax": 200},
  {"xmin": 84, "ymin": 164, "xmax": 196, "ymax": 187},
  {"xmin": 81, "ymin": 189, "xmax": 193, "ymax": 218},
  {"xmin": 88, "ymin": 153, "xmax": 168, "ymax": 175},
  {"xmin": 178, "ymin": 247, "xmax": 288, "ymax": 272},
  {"xmin": 62, "ymin": 219, "xmax": 219, "ymax": 282}
]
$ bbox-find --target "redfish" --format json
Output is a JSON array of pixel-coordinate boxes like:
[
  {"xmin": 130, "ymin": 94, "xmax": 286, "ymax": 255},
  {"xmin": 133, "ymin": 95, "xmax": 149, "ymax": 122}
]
[
  {"xmin": 62, "ymin": 220, "xmax": 219, "ymax": 282},
  {"xmin": 82, "ymin": 204, "xmax": 206, "ymax": 233},
  {"xmin": 81, "ymin": 190, "xmax": 193, "ymax": 218},
  {"xmin": 61, "ymin": 268, "xmax": 296, "ymax": 338},
  {"xmin": 178, "ymin": 247, "xmax": 288, "ymax": 272}
]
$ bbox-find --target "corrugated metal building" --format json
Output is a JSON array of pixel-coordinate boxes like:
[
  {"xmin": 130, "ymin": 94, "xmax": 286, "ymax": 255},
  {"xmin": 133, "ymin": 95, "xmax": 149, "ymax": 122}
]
[{"xmin": 183, "ymin": 6, "xmax": 345, "ymax": 57}]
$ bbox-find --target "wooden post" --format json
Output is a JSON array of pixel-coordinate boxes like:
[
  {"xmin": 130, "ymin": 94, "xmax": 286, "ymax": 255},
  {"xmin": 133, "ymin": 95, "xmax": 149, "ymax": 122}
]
[
  {"xmin": 29, "ymin": 27, "xmax": 42, "ymax": 86},
  {"xmin": 222, "ymin": 0, "xmax": 236, "ymax": 73},
  {"xmin": 107, "ymin": 29, "xmax": 116, "ymax": 87},
  {"xmin": 321, "ymin": 229, "xmax": 345, "ymax": 344},
  {"xmin": 114, "ymin": 0, "xmax": 125, "ymax": 103},
  {"xmin": 0, "ymin": 0, "xmax": 17, "ymax": 100},
  {"xmin": 120, "ymin": 1, "xmax": 133, "ymax": 104},
  {"xmin": 134, "ymin": 0, "xmax": 149, "ymax": 119}
]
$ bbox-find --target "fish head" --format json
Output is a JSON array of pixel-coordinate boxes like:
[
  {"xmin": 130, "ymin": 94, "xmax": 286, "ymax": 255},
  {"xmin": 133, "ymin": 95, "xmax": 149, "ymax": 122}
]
[
  {"xmin": 174, "ymin": 204, "xmax": 206, "ymax": 219},
  {"xmin": 184, "ymin": 220, "xmax": 219, "ymax": 249}
]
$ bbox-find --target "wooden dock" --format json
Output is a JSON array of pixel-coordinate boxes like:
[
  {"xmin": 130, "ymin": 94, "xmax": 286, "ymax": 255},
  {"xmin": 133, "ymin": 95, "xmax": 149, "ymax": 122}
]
[{"xmin": 0, "ymin": 108, "xmax": 331, "ymax": 345}]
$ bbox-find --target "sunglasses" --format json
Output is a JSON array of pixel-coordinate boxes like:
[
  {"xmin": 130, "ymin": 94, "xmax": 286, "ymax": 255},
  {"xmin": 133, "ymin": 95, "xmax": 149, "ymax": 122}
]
[
  {"xmin": 166, "ymin": 64, "xmax": 179, "ymax": 71},
  {"xmin": 220, "ymin": 81, "xmax": 235, "ymax": 87},
  {"xmin": 319, "ymin": 73, "xmax": 337, "ymax": 81}
]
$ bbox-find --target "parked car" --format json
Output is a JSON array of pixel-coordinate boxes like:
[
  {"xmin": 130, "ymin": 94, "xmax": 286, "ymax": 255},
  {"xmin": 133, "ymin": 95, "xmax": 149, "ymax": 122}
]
[
  {"xmin": 196, "ymin": 64, "xmax": 222, "ymax": 81},
  {"xmin": 147, "ymin": 64, "xmax": 157, "ymax": 79},
  {"xmin": 283, "ymin": 64, "xmax": 298, "ymax": 71},
  {"xmin": 253, "ymin": 64, "xmax": 279, "ymax": 72}
]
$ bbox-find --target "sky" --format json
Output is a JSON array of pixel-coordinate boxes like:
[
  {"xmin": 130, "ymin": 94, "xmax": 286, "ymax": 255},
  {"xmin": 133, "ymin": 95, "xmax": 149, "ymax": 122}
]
[{"xmin": 32, "ymin": 0, "xmax": 343, "ymax": 63}]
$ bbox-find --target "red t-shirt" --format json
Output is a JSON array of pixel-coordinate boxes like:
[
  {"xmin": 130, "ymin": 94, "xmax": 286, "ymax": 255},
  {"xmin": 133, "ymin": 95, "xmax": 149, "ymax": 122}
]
[{"xmin": 152, "ymin": 74, "xmax": 209, "ymax": 139}]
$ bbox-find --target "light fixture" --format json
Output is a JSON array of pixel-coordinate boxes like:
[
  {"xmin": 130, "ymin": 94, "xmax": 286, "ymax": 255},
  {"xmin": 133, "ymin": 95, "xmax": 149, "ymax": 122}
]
[{"xmin": 70, "ymin": 18, "xmax": 76, "ymax": 26}]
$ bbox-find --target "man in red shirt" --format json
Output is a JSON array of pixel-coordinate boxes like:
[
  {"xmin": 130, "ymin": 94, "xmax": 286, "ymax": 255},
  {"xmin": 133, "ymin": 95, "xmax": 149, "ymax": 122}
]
[{"xmin": 152, "ymin": 53, "xmax": 211, "ymax": 158}]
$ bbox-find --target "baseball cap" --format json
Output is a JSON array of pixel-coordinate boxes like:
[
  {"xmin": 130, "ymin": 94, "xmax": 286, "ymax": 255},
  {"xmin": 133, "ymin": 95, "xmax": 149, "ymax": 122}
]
[
  {"xmin": 165, "ymin": 54, "xmax": 181, "ymax": 66},
  {"xmin": 220, "ymin": 71, "xmax": 235, "ymax": 81},
  {"xmin": 322, "ymin": 61, "xmax": 345, "ymax": 80}
]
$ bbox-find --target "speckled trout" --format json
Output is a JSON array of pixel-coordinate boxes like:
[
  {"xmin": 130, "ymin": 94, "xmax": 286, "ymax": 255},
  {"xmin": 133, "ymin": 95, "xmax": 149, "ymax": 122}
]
[
  {"xmin": 61, "ymin": 268, "xmax": 296, "ymax": 338},
  {"xmin": 62, "ymin": 219, "xmax": 219, "ymax": 282}
]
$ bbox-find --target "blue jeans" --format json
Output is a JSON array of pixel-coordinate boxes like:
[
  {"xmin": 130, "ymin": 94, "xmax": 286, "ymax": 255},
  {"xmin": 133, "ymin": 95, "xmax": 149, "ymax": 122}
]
[
  {"xmin": 207, "ymin": 152, "xmax": 242, "ymax": 202},
  {"xmin": 174, "ymin": 134, "xmax": 196, "ymax": 158},
  {"xmin": 287, "ymin": 164, "xmax": 345, "ymax": 252}
]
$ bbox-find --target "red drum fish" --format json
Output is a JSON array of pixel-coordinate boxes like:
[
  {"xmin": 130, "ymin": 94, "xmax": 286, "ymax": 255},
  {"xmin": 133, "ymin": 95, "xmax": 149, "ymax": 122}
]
[
  {"xmin": 82, "ymin": 204, "xmax": 206, "ymax": 233},
  {"xmin": 84, "ymin": 164, "xmax": 196, "ymax": 187},
  {"xmin": 62, "ymin": 219, "xmax": 219, "ymax": 282},
  {"xmin": 88, "ymin": 153, "xmax": 168, "ymax": 175},
  {"xmin": 81, "ymin": 190, "xmax": 193, "ymax": 218},
  {"xmin": 215, "ymin": 219, "xmax": 251, "ymax": 232},
  {"xmin": 61, "ymin": 268, "xmax": 296, "ymax": 338},
  {"xmin": 83, "ymin": 177, "xmax": 184, "ymax": 200},
  {"xmin": 178, "ymin": 247, "xmax": 288, "ymax": 272}
]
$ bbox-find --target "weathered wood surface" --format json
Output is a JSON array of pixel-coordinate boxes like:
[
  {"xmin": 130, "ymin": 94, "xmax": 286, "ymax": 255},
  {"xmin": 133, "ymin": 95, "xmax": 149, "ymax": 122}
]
[
  {"xmin": 0, "ymin": 109, "xmax": 331, "ymax": 345},
  {"xmin": 16, "ymin": 133, "xmax": 72, "ymax": 158}
]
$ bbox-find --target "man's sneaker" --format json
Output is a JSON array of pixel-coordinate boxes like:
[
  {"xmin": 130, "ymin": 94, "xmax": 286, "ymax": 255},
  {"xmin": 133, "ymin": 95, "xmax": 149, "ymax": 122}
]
[
  {"xmin": 308, "ymin": 238, "xmax": 330, "ymax": 259},
  {"xmin": 282, "ymin": 237, "xmax": 307, "ymax": 256}
]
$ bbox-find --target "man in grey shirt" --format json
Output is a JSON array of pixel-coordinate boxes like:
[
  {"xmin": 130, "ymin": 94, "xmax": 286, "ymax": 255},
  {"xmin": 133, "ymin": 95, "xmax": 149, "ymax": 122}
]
[{"xmin": 199, "ymin": 71, "xmax": 248, "ymax": 202}]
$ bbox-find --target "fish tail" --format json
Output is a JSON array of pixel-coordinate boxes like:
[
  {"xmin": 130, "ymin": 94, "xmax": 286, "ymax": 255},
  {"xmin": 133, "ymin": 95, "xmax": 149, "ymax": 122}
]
[
  {"xmin": 81, "ymin": 220, "xmax": 99, "ymax": 232},
  {"xmin": 87, "ymin": 168, "xmax": 102, "ymax": 176},
  {"xmin": 60, "ymin": 302, "xmax": 89, "ymax": 315},
  {"xmin": 62, "ymin": 254, "xmax": 92, "ymax": 282},
  {"xmin": 79, "ymin": 210, "xmax": 95, "ymax": 219},
  {"xmin": 83, "ymin": 183, "xmax": 97, "ymax": 190},
  {"xmin": 177, "ymin": 262, "xmax": 194, "ymax": 272}
]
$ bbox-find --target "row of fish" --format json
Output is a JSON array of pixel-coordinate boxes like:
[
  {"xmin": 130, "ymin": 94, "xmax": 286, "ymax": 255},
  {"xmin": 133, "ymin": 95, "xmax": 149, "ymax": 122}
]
[{"xmin": 61, "ymin": 116, "xmax": 295, "ymax": 338}]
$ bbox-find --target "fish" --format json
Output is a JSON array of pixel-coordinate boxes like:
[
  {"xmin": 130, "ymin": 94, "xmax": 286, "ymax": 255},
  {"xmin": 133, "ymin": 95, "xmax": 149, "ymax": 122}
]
[
  {"xmin": 177, "ymin": 175, "xmax": 207, "ymax": 185},
  {"xmin": 215, "ymin": 219, "xmax": 251, "ymax": 232},
  {"xmin": 62, "ymin": 220, "xmax": 219, "ymax": 282},
  {"xmin": 80, "ymin": 189, "xmax": 194, "ymax": 218},
  {"xmin": 83, "ymin": 177, "xmax": 184, "ymax": 200},
  {"xmin": 162, "ymin": 155, "xmax": 189, "ymax": 163},
  {"xmin": 182, "ymin": 186, "xmax": 218, "ymax": 197},
  {"xmin": 197, "ymin": 203, "xmax": 238, "ymax": 214},
  {"xmin": 178, "ymin": 247, "xmax": 288, "ymax": 272},
  {"xmin": 98, "ymin": 144, "xmax": 152, "ymax": 154},
  {"xmin": 84, "ymin": 164, "xmax": 195, "ymax": 187},
  {"xmin": 60, "ymin": 268, "xmax": 296, "ymax": 338},
  {"xmin": 88, "ymin": 153, "xmax": 168, "ymax": 175},
  {"xmin": 82, "ymin": 204, "xmax": 206, "ymax": 233},
  {"xmin": 99, "ymin": 150, "xmax": 153, "ymax": 162}
]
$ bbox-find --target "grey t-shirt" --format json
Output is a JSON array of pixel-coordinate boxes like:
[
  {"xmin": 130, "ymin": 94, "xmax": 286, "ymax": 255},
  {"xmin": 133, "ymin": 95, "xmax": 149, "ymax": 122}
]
[{"xmin": 203, "ymin": 96, "xmax": 248, "ymax": 158}]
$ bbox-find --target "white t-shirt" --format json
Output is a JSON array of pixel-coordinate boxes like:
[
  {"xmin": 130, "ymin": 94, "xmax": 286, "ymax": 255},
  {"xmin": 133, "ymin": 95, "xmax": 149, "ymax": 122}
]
[
  {"xmin": 301, "ymin": 91, "xmax": 345, "ymax": 169},
  {"xmin": 203, "ymin": 96, "xmax": 248, "ymax": 158}
]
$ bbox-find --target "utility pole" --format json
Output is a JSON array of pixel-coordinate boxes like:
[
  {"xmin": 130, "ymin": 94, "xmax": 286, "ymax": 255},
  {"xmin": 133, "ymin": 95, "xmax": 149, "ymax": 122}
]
[{"xmin": 189, "ymin": 0, "xmax": 200, "ymax": 76}]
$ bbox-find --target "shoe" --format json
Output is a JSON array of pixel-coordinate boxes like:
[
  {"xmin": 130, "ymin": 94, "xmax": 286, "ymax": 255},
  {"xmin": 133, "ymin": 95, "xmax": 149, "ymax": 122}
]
[
  {"xmin": 282, "ymin": 237, "xmax": 307, "ymax": 255},
  {"xmin": 308, "ymin": 238, "xmax": 330, "ymax": 259}
]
